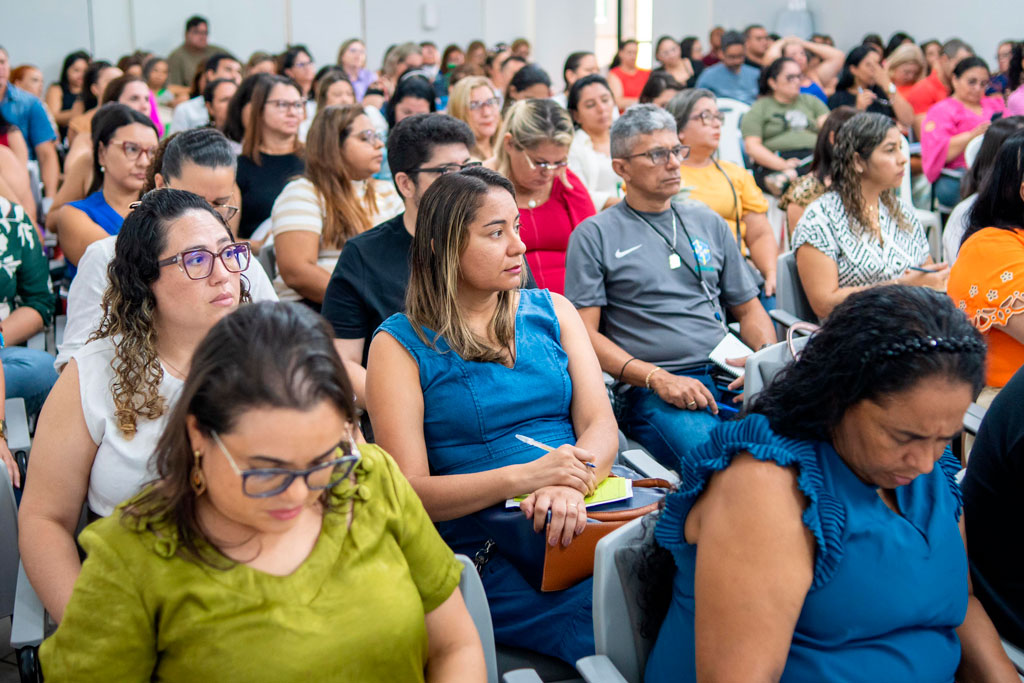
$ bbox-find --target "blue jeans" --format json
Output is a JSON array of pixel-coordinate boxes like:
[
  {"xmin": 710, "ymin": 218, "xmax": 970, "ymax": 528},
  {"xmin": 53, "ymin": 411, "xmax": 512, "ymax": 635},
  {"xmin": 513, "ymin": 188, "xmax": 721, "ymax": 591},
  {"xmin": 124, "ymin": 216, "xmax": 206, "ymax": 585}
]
[
  {"xmin": 2, "ymin": 346, "xmax": 58, "ymax": 416},
  {"xmin": 935, "ymin": 173, "xmax": 963, "ymax": 209},
  {"xmin": 481, "ymin": 554, "xmax": 595, "ymax": 665},
  {"xmin": 618, "ymin": 364, "xmax": 731, "ymax": 475}
]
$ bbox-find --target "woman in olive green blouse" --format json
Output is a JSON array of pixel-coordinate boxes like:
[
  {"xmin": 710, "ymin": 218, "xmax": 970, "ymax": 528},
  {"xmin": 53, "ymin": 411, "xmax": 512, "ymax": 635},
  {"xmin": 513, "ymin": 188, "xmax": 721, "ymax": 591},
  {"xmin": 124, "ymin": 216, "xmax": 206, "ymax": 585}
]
[{"xmin": 40, "ymin": 302, "xmax": 485, "ymax": 682}]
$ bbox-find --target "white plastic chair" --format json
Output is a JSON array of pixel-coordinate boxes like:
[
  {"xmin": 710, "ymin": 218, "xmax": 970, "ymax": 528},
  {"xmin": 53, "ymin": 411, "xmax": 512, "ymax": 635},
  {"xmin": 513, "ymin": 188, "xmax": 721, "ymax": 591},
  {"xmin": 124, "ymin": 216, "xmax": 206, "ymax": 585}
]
[
  {"xmin": 716, "ymin": 98, "xmax": 751, "ymax": 169},
  {"xmin": 576, "ymin": 516, "xmax": 652, "ymax": 683},
  {"xmin": 774, "ymin": 250, "xmax": 818, "ymax": 325},
  {"xmin": 743, "ymin": 334, "xmax": 812, "ymax": 407},
  {"xmin": 900, "ymin": 136, "xmax": 943, "ymax": 262},
  {"xmin": 964, "ymin": 134, "xmax": 984, "ymax": 169}
]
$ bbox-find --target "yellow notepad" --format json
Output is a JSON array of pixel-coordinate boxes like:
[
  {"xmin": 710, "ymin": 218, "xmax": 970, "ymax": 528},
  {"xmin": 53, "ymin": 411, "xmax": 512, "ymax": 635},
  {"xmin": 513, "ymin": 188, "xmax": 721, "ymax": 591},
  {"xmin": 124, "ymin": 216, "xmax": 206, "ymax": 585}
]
[{"xmin": 505, "ymin": 476, "xmax": 634, "ymax": 509}]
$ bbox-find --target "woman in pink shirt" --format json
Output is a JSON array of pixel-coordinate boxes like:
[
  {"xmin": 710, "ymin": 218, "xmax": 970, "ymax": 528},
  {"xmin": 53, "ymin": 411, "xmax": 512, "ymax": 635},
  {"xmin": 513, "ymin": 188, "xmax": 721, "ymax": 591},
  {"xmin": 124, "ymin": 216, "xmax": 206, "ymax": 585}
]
[{"xmin": 921, "ymin": 56, "xmax": 1005, "ymax": 207}]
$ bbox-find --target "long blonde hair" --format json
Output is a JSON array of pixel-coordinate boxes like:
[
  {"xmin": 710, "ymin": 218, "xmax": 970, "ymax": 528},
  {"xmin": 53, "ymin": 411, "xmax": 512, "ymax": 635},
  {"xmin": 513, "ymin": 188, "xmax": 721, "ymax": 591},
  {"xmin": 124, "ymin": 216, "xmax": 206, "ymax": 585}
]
[
  {"xmin": 449, "ymin": 76, "xmax": 500, "ymax": 159},
  {"xmin": 304, "ymin": 104, "xmax": 378, "ymax": 248},
  {"xmin": 405, "ymin": 168, "xmax": 523, "ymax": 363},
  {"xmin": 493, "ymin": 99, "xmax": 574, "ymax": 179}
]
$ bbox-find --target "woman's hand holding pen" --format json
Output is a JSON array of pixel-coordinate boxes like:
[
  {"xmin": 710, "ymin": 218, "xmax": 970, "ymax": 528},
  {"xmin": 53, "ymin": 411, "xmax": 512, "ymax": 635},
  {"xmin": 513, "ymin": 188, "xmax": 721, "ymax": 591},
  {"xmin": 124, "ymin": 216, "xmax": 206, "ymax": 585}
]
[
  {"xmin": 901, "ymin": 263, "xmax": 950, "ymax": 290},
  {"xmin": 515, "ymin": 444, "xmax": 597, "ymax": 497}
]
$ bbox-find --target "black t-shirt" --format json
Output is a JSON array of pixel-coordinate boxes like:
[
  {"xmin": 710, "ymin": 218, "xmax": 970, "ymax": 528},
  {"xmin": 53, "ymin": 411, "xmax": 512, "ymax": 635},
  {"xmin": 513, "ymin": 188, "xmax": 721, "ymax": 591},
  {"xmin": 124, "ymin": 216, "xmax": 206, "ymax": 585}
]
[
  {"xmin": 744, "ymin": 57, "xmax": 764, "ymax": 72},
  {"xmin": 235, "ymin": 152, "xmax": 305, "ymax": 239},
  {"xmin": 827, "ymin": 85, "xmax": 895, "ymax": 119},
  {"xmin": 322, "ymin": 212, "xmax": 538, "ymax": 365},
  {"xmin": 963, "ymin": 366, "xmax": 1024, "ymax": 647},
  {"xmin": 323, "ymin": 213, "xmax": 413, "ymax": 365}
]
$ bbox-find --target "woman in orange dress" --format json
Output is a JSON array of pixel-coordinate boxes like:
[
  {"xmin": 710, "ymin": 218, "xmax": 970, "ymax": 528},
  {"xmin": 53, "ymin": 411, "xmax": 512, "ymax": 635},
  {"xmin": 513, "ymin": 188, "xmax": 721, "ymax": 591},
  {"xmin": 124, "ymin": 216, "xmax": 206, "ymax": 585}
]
[{"xmin": 948, "ymin": 131, "xmax": 1024, "ymax": 401}]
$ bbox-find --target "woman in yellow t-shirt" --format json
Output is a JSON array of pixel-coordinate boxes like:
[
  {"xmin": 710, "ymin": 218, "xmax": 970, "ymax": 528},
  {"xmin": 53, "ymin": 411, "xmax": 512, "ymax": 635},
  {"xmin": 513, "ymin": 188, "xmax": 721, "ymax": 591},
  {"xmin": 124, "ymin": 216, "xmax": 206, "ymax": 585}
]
[
  {"xmin": 667, "ymin": 88, "xmax": 778, "ymax": 297},
  {"xmin": 40, "ymin": 302, "xmax": 485, "ymax": 683}
]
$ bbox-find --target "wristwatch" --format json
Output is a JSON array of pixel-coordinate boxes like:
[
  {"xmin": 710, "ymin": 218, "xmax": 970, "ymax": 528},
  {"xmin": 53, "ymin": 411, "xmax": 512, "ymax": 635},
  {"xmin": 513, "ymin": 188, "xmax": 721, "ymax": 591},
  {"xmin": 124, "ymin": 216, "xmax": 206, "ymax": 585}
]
[{"xmin": 888, "ymin": 82, "xmax": 897, "ymax": 95}]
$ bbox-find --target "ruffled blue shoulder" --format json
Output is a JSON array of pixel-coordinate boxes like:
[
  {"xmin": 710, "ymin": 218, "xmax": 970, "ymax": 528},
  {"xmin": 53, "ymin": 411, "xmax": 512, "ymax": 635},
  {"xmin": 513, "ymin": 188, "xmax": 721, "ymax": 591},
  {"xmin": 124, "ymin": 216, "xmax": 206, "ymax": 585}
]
[
  {"xmin": 936, "ymin": 446, "xmax": 963, "ymax": 522},
  {"xmin": 654, "ymin": 414, "xmax": 847, "ymax": 589}
]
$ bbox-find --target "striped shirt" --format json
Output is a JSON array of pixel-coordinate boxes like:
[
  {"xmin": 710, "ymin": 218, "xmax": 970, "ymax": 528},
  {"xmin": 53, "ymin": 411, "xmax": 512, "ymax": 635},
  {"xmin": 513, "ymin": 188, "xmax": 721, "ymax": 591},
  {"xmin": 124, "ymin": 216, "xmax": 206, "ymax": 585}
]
[{"xmin": 270, "ymin": 176, "xmax": 402, "ymax": 301}]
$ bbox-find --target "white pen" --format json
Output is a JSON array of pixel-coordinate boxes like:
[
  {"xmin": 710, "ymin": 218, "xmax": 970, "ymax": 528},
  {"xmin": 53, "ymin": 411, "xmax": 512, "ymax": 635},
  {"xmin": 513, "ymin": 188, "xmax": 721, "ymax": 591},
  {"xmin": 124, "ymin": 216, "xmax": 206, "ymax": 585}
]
[{"xmin": 514, "ymin": 434, "xmax": 596, "ymax": 467}]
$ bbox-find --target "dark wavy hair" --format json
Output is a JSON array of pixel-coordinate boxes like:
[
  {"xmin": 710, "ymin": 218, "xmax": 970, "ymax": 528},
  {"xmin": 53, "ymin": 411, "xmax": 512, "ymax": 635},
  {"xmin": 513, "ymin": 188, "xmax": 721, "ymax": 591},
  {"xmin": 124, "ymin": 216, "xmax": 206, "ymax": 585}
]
[
  {"xmin": 88, "ymin": 103, "xmax": 158, "ymax": 195},
  {"xmin": 758, "ymin": 57, "xmax": 797, "ymax": 97},
  {"xmin": 828, "ymin": 112, "xmax": 912, "ymax": 235},
  {"xmin": 91, "ymin": 189, "xmax": 252, "ymax": 437},
  {"xmin": 122, "ymin": 302, "xmax": 355, "ymax": 567},
  {"xmin": 1009, "ymin": 43, "xmax": 1024, "ymax": 91},
  {"xmin": 809, "ymin": 106, "xmax": 857, "ymax": 182},
  {"xmin": 960, "ymin": 115, "xmax": 1024, "ymax": 199},
  {"xmin": 964, "ymin": 130, "xmax": 1024, "ymax": 244},
  {"xmin": 59, "ymin": 50, "xmax": 90, "ymax": 92},
  {"xmin": 835, "ymin": 45, "xmax": 876, "ymax": 92},
  {"xmin": 884, "ymin": 32, "xmax": 914, "ymax": 59},
  {"xmin": 223, "ymin": 72, "xmax": 273, "ymax": 143},
  {"xmin": 750, "ymin": 286, "xmax": 985, "ymax": 442}
]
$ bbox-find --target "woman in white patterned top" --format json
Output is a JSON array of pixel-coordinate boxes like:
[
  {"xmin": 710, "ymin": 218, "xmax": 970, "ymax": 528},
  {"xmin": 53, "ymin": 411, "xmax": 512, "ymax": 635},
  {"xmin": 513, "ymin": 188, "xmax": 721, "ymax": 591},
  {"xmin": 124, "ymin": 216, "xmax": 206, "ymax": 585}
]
[
  {"xmin": 271, "ymin": 104, "xmax": 402, "ymax": 306},
  {"xmin": 792, "ymin": 112, "xmax": 946, "ymax": 319}
]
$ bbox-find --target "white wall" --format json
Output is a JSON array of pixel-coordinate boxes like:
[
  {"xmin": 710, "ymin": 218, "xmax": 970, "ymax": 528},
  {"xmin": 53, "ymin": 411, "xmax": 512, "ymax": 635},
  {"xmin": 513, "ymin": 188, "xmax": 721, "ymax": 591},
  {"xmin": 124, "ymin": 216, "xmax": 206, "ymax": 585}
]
[
  {"xmin": 7, "ymin": 0, "xmax": 1017, "ymax": 89},
  {"xmin": 710, "ymin": 0, "xmax": 1022, "ymax": 64},
  {"xmin": 4, "ymin": 0, "xmax": 573, "ymax": 87}
]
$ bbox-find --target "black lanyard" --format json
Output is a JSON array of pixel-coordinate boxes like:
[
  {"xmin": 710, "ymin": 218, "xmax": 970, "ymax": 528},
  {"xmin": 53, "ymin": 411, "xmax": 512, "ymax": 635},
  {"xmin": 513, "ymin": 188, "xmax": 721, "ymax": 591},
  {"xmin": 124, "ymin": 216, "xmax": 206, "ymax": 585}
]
[
  {"xmin": 711, "ymin": 159, "xmax": 742, "ymax": 247},
  {"xmin": 626, "ymin": 204, "xmax": 727, "ymax": 331}
]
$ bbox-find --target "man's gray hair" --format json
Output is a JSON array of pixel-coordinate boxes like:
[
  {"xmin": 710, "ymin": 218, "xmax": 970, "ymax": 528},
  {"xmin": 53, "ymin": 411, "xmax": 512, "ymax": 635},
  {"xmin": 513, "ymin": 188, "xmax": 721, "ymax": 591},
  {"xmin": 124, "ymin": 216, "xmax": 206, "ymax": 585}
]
[{"xmin": 611, "ymin": 104, "xmax": 677, "ymax": 159}]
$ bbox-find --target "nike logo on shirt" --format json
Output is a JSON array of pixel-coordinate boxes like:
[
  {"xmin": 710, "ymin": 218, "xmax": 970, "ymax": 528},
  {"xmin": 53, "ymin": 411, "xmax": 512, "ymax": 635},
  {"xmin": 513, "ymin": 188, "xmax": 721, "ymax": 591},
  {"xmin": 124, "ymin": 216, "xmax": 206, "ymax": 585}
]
[{"xmin": 615, "ymin": 244, "xmax": 643, "ymax": 258}]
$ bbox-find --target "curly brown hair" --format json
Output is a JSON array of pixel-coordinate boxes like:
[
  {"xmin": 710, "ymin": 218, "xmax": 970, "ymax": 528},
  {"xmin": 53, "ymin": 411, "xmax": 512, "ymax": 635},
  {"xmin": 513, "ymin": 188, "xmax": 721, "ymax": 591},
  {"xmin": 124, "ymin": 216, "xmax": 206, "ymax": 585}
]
[
  {"xmin": 90, "ymin": 188, "xmax": 251, "ymax": 438},
  {"xmin": 830, "ymin": 112, "xmax": 912, "ymax": 238}
]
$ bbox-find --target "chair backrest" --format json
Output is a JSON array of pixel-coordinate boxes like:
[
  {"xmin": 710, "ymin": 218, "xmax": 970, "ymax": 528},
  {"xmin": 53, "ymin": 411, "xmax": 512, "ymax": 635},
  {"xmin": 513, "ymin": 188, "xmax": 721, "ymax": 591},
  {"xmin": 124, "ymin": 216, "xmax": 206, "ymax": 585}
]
[
  {"xmin": 716, "ymin": 98, "xmax": 751, "ymax": 169},
  {"xmin": 899, "ymin": 135, "xmax": 914, "ymax": 207},
  {"xmin": 964, "ymin": 134, "xmax": 984, "ymax": 169},
  {"xmin": 455, "ymin": 554, "xmax": 499, "ymax": 683},
  {"xmin": 0, "ymin": 459, "xmax": 20, "ymax": 620},
  {"xmin": 593, "ymin": 516, "xmax": 656, "ymax": 683},
  {"xmin": 743, "ymin": 335, "xmax": 811, "ymax": 407},
  {"xmin": 775, "ymin": 250, "xmax": 818, "ymax": 324},
  {"xmin": 258, "ymin": 243, "xmax": 277, "ymax": 281}
]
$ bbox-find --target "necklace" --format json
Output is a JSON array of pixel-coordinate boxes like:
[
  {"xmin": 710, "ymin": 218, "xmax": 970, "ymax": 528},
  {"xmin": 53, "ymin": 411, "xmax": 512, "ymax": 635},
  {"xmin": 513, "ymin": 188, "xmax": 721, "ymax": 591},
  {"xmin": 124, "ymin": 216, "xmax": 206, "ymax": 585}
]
[
  {"xmin": 160, "ymin": 355, "xmax": 189, "ymax": 379},
  {"xmin": 527, "ymin": 199, "xmax": 537, "ymax": 208}
]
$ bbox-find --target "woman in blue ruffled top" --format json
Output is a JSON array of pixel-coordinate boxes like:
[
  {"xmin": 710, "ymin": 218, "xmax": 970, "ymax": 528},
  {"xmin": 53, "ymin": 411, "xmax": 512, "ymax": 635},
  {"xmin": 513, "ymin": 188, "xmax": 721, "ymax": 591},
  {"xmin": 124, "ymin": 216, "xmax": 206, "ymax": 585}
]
[{"xmin": 645, "ymin": 285, "xmax": 1018, "ymax": 682}]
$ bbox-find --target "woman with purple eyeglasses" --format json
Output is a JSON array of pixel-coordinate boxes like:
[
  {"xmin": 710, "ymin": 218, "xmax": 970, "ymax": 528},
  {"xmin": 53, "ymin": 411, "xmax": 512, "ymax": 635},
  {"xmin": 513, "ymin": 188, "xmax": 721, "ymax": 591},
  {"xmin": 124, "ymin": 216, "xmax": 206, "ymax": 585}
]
[{"xmin": 20, "ymin": 189, "xmax": 253, "ymax": 626}]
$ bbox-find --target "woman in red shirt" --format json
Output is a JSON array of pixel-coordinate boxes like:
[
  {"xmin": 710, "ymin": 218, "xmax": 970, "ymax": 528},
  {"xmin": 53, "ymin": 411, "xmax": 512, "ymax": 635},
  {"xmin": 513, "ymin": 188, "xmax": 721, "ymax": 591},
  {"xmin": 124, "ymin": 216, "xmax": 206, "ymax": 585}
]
[
  {"xmin": 490, "ymin": 99, "xmax": 595, "ymax": 294},
  {"xmin": 608, "ymin": 39, "xmax": 651, "ymax": 112}
]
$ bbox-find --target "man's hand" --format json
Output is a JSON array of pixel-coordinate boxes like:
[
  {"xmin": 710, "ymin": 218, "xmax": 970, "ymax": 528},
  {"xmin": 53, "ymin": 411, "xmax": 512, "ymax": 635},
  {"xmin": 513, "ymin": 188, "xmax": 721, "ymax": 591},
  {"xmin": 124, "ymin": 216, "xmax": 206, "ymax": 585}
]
[{"xmin": 650, "ymin": 371, "xmax": 718, "ymax": 414}]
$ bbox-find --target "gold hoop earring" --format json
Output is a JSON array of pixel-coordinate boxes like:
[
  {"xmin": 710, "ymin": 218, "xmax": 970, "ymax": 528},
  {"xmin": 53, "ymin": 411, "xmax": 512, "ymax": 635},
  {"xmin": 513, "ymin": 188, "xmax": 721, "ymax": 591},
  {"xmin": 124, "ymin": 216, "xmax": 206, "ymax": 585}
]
[{"xmin": 191, "ymin": 449, "xmax": 207, "ymax": 496}]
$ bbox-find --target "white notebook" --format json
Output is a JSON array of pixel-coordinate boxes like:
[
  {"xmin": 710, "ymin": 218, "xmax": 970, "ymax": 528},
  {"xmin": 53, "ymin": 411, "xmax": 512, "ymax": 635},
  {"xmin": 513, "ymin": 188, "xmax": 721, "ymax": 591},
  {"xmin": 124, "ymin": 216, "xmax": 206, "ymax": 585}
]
[{"xmin": 709, "ymin": 333, "xmax": 754, "ymax": 378}]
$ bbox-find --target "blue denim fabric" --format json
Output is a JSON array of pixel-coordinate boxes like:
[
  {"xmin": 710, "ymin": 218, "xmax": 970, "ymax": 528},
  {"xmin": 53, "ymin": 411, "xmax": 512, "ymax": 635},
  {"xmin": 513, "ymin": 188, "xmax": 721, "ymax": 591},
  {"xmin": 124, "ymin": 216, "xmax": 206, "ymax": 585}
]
[
  {"xmin": 618, "ymin": 364, "xmax": 731, "ymax": 474},
  {"xmin": 2, "ymin": 346, "xmax": 58, "ymax": 416}
]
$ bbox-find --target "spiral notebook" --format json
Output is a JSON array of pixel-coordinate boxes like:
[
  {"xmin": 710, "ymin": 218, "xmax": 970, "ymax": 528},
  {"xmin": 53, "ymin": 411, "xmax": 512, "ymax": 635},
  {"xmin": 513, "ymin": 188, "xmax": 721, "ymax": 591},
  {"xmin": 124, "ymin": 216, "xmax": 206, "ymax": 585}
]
[{"xmin": 709, "ymin": 333, "xmax": 754, "ymax": 378}]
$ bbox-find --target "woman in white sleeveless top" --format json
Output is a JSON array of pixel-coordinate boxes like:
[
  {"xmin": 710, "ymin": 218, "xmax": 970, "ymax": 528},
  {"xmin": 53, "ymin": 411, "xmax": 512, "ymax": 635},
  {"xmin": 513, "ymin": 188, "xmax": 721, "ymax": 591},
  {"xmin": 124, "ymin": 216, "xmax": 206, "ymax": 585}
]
[{"xmin": 19, "ymin": 188, "xmax": 252, "ymax": 623}]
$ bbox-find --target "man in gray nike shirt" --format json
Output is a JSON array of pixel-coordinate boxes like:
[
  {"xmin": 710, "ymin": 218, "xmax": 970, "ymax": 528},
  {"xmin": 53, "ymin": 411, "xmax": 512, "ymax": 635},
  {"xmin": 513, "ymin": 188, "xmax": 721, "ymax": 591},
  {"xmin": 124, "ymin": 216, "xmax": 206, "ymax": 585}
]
[{"xmin": 565, "ymin": 105, "xmax": 775, "ymax": 472}]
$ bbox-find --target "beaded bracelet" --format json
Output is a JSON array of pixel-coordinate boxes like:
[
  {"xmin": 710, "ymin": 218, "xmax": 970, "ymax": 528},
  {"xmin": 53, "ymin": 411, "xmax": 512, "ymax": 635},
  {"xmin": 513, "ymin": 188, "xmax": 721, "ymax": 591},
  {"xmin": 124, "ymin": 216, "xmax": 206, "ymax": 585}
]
[{"xmin": 644, "ymin": 366, "xmax": 663, "ymax": 390}]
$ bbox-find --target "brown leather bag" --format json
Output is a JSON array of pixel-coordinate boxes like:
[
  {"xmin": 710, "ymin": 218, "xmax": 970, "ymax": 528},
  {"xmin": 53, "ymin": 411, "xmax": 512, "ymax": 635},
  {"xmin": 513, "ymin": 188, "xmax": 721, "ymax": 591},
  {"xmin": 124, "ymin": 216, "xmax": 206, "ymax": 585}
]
[{"xmin": 537, "ymin": 478, "xmax": 671, "ymax": 591}]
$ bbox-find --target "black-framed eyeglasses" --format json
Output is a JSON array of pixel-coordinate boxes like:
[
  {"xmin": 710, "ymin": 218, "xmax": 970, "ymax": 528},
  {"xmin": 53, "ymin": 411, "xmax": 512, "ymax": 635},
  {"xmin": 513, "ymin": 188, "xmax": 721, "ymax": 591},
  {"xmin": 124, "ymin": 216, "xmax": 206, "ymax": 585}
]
[
  {"xmin": 157, "ymin": 242, "xmax": 251, "ymax": 280},
  {"xmin": 212, "ymin": 432, "xmax": 362, "ymax": 498},
  {"xmin": 410, "ymin": 161, "xmax": 483, "ymax": 176},
  {"xmin": 617, "ymin": 144, "xmax": 690, "ymax": 165},
  {"xmin": 690, "ymin": 111, "xmax": 726, "ymax": 126}
]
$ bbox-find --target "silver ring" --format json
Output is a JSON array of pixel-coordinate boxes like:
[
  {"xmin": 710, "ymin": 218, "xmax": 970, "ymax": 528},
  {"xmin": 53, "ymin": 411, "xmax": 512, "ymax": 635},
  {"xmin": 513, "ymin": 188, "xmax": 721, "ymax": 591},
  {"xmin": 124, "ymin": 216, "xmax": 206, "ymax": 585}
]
[
  {"xmin": 568, "ymin": 503, "xmax": 579, "ymax": 508},
  {"xmin": 686, "ymin": 400, "xmax": 697, "ymax": 408}
]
